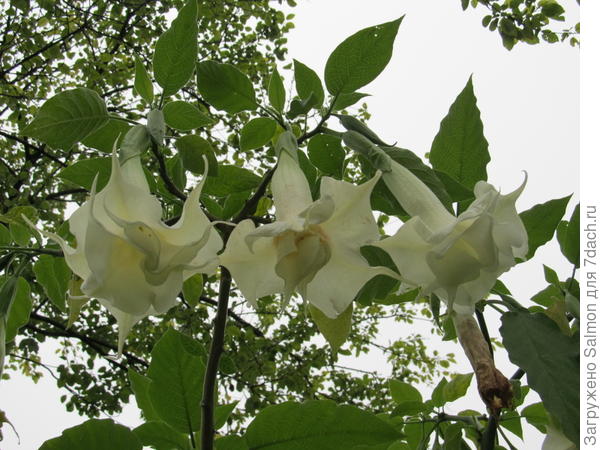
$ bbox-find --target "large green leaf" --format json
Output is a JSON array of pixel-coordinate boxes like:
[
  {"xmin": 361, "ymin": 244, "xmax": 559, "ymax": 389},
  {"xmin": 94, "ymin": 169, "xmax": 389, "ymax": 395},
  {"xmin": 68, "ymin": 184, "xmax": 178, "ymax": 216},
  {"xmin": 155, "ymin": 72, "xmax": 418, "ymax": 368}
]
[
  {"xmin": 196, "ymin": 61, "xmax": 257, "ymax": 113},
  {"xmin": 243, "ymin": 400, "xmax": 402, "ymax": 449},
  {"xmin": 134, "ymin": 55, "xmax": 154, "ymax": 104},
  {"xmin": 556, "ymin": 203, "xmax": 579, "ymax": 267},
  {"xmin": 307, "ymin": 134, "xmax": 345, "ymax": 178},
  {"xmin": 324, "ymin": 18, "xmax": 403, "ymax": 95},
  {"xmin": 5, "ymin": 277, "xmax": 32, "ymax": 342},
  {"xmin": 309, "ymin": 303, "xmax": 352, "ymax": 352},
  {"xmin": 22, "ymin": 88, "xmax": 110, "ymax": 150},
  {"xmin": 163, "ymin": 101, "xmax": 213, "ymax": 131},
  {"xmin": 389, "ymin": 380, "xmax": 422, "ymax": 404},
  {"xmin": 429, "ymin": 77, "xmax": 490, "ymax": 190},
  {"xmin": 33, "ymin": 255, "xmax": 71, "ymax": 311},
  {"xmin": 153, "ymin": 0, "xmax": 198, "ymax": 96},
  {"xmin": 443, "ymin": 373, "xmax": 473, "ymax": 402},
  {"xmin": 203, "ymin": 165, "xmax": 261, "ymax": 197},
  {"xmin": 293, "ymin": 59, "xmax": 324, "ymax": 107},
  {"xmin": 500, "ymin": 312, "xmax": 579, "ymax": 444},
  {"xmin": 81, "ymin": 119, "xmax": 130, "ymax": 153},
  {"xmin": 128, "ymin": 369, "xmax": 160, "ymax": 421},
  {"xmin": 268, "ymin": 68, "xmax": 286, "ymax": 113},
  {"xmin": 147, "ymin": 328, "xmax": 206, "ymax": 434},
  {"xmin": 175, "ymin": 135, "xmax": 218, "ymax": 176},
  {"xmin": 240, "ymin": 117, "xmax": 277, "ymax": 151},
  {"xmin": 519, "ymin": 195, "xmax": 571, "ymax": 260},
  {"xmin": 58, "ymin": 157, "xmax": 112, "ymax": 191},
  {"xmin": 133, "ymin": 421, "xmax": 190, "ymax": 450},
  {"xmin": 40, "ymin": 419, "xmax": 142, "ymax": 450}
]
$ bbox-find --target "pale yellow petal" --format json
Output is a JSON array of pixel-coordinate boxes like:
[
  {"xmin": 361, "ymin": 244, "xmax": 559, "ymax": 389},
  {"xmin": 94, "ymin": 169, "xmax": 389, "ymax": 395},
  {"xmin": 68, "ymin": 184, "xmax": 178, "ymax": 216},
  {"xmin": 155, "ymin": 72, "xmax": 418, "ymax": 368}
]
[
  {"xmin": 219, "ymin": 220, "xmax": 283, "ymax": 306},
  {"xmin": 271, "ymin": 151, "xmax": 313, "ymax": 222}
]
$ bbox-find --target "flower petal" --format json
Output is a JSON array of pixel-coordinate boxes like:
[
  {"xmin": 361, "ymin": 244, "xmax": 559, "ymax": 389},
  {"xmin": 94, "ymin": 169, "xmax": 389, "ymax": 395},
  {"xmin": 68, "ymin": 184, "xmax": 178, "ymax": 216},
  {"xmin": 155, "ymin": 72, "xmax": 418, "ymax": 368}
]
[
  {"xmin": 320, "ymin": 172, "xmax": 381, "ymax": 245},
  {"xmin": 306, "ymin": 240, "xmax": 400, "ymax": 318},
  {"xmin": 22, "ymin": 215, "xmax": 90, "ymax": 280},
  {"xmin": 372, "ymin": 216, "xmax": 436, "ymax": 291},
  {"xmin": 382, "ymin": 160, "xmax": 454, "ymax": 230},
  {"xmin": 271, "ymin": 151, "xmax": 313, "ymax": 222},
  {"xmin": 219, "ymin": 219, "xmax": 283, "ymax": 306}
]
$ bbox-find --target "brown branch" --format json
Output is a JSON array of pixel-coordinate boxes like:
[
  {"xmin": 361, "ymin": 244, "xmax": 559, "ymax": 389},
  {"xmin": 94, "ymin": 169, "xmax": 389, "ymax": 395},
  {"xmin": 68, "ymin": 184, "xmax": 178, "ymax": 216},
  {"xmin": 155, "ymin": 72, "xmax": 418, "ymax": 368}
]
[
  {"xmin": 198, "ymin": 295, "xmax": 264, "ymax": 338},
  {"xmin": 28, "ymin": 312, "xmax": 148, "ymax": 368}
]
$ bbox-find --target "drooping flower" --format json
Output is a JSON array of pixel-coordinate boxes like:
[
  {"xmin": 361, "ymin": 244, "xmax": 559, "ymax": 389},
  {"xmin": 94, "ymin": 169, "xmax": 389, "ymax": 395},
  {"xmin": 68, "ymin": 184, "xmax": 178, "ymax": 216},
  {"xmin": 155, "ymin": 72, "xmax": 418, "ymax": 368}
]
[
  {"xmin": 220, "ymin": 134, "xmax": 398, "ymax": 318},
  {"xmin": 27, "ymin": 150, "xmax": 223, "ymax": 353},
  {"xmin": 373, "ymin": 159, "xmax": 528, "ymax": 314}
]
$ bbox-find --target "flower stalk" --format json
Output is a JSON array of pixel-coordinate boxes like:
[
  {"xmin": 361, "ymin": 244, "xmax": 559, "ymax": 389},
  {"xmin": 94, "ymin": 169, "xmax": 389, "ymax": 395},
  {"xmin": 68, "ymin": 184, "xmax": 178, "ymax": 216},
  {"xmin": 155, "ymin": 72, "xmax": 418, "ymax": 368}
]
[{"xmin": 452, "ymin": 312, "xmax": 512, "ymax": 415}]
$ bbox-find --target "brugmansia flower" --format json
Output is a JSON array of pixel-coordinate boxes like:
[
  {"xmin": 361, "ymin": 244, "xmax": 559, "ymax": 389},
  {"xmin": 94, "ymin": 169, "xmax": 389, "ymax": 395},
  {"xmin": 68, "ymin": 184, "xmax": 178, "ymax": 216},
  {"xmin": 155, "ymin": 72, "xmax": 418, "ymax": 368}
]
[
  {"xmin": 27, "ymin": 151, "xmax": 222, "ymax": 353},
  {"xmin": 373, "ymin": 160, "xmax": 528, "ymax": 314},
  {"xmin": 220, "ymin": 137, "xmax": 397, "ymax": 318}
]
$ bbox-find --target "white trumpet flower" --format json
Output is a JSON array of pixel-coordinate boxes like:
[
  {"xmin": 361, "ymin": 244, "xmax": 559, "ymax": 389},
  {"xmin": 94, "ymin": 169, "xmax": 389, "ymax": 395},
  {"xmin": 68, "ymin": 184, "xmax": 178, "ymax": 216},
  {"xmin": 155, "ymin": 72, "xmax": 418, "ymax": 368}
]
[
  {"xmin": 373, "ymin": 160, "xmax": 528, "ymax": 314},
  {"xmin": 27, "ymin": 150, "xmax": 222, "ymax": 353},
  {"xmin": 220, "ymin": 149, "xmax": 397, "ymax": 318}
]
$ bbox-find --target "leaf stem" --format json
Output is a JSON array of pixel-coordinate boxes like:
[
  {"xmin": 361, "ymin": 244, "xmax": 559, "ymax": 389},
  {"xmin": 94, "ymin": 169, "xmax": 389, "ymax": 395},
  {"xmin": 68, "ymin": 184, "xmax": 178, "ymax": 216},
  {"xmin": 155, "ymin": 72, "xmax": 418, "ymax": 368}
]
[
  {"xmin": 0, "ymin": 246, "xmax": 63, "ymax": 257},
  {"xmin": 297, "ymin": 94, "xmax": 339, "ymax": 145},
  {"xmin": 200, "ymin": 267, "xmax": 232, "ymax": 450}
]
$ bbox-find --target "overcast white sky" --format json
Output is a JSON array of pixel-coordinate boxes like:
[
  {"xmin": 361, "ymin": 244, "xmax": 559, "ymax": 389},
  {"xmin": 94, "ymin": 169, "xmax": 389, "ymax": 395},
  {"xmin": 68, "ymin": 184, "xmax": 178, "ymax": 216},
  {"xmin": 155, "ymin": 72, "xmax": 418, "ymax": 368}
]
[{"xmin": 0, "ymin": 1, "xmax": 580, "ymax": 448}]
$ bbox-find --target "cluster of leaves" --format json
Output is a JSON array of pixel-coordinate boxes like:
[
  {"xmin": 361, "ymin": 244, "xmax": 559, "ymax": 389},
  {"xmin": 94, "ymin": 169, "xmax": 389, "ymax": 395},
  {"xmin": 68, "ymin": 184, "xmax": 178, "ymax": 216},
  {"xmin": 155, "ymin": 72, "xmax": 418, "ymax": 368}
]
[
  {"xmin": 458, "ymin": 0, "xmax": 579, "ymax": 49},
  {"xmin": 1, "ymin": 0, "xmax": 580, "ymax": 448},
  {"xmin": 0, "ymin": 0, "xmax": 454, "ymax": 430}
]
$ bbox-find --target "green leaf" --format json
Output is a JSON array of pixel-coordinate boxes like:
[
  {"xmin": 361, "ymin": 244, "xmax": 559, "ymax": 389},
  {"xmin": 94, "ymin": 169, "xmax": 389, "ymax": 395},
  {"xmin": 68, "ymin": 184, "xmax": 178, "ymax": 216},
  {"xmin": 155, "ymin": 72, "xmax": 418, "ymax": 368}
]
[
  {"xmin": 203, "ymin": 165, "xmax": 261, "ymax": 197},
  {"xmin": 22, "ymin": 88, "xmax": 110, "ymax": 150},
  {"xmin": 5, "ymin": 277, "xmax": 32, "ymax": 342},
  {"xmin": 240, "ymin": 118, "xmax": 277, "ymax": 151},
  {"xmin": 0, "ymin": 224, "xmax": 10, "ymax": 245},
  {"xmin": 531, "ymin": 284, "xmax": 562, "ymax": 307},
  {"xmin": 307, "ymin": 134, "xmax": 345, "ymax": 178},
  {"xmin": 134, "ymin": 56, "xmax": 154, "ymax": 104},
  {"xmin": 58, "ymin": 157, "xmax": 111, "ymax": 191},
  {"xmin": 335, "ymin": 114, "xmax": 390, "ymax": 147},
  {"xmin": 133, "ymin": 421, "xmax": 190, "ymax": 450},
  {"xmin": 309, "ymin": 303, "xmax": 352, "ymax": 352},
  {"xmin": 33, "ymin": 255, "xmax": 70, "ymax": 311},
  {"xmin": 293, "ymin": 59, "xmax": 324, "ymax": 107},
  {"xmin": 324, "ymin": 18, "xmax": 403, "ymax": 95},
  {"xmin": 215, "ymin": 436, "xmax": 249, "ymax": 450},
  {"xmin": 389, "ymin": 380, "xmax": 422, "ymax": 404},
  {"xmin": 182, "ymin": 273, "xmax": 203, "ymax": 307},
  {"xmin": 40, "ymin": 419, "xmax": 142, "ymax": 450},
  {"xmin": 175, "ymin": 135, "xmax": 218, "ymax": 176},
  {"xmin": 215, "ymin": 402, "xmax": 238, "ymax": 430},
  {"xmin": 268, "ymin": 68, "xmax": 286, "ymax": 113},
  {"xmin": 500, "ymin": 312, "xmax": 579, "ymax": 444},
  {"xmin": 286, "ymin": 94, "xmax": 318, "ymax": 119},
  {"xmin": 433, "ymin": 170, "xmax": 473, "ymax": 203},
  {"xmin": 332, "ymin": 92, "xmax": 370, "ymax": 111},
  {"xmin": 443, "ymin": 373, "xmax": 473, "ymax": 403},
  {"xmin": 10, "ymin": 222, "xmax": 33, "ymax": 246},
  {"xmin": 520, "ymin": 402, "xmax": 549, "ymax": 433},
  {"xmin": 243, "ymin": 400, "xmax": 402, "ymax": 449},
  {"xmin": 430, "ymin": 377, "xmax": 448, "ymax": 407},
  {"xmin": 128, "ymin": 369, "xmax": 160, "ymax": 422},
  {"xmin": 556, "ymin": 204, "xmax": 579, "ymax": 267},
  {"xmin": 147, "ymin": 328, "xmax": 206, "ymax": 434},
  {"xmin": 429, "ymin": 77, "xmax": 490, "ymax": 190},
  {"xmin": 163, "ymin": 101, "xmax": 213, "ymax": 131},
  {"xmin": 511, "ymin": 413, "xmax": 533, "ymax": 447},
  {"xmin": 519, "ymin": 195, "xmax": 571, "ymax": 260},
  {"xmin": 81, "ymin": 119, "xmax": 131, "ymax": 153},
  {"xmin": 355, "ymin": 246, "xmax": 399, "ymax": 306},
  {"xmin": 196, "ymin": 61, "xmax": 257, "ymax": 114},
  {"xmin": 153, "ymin": 0, "xmax": 198, "ymax": 96},
  {"xmin": 166, "ymin": 155, "xmax": 186, "ymax": 191}
]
